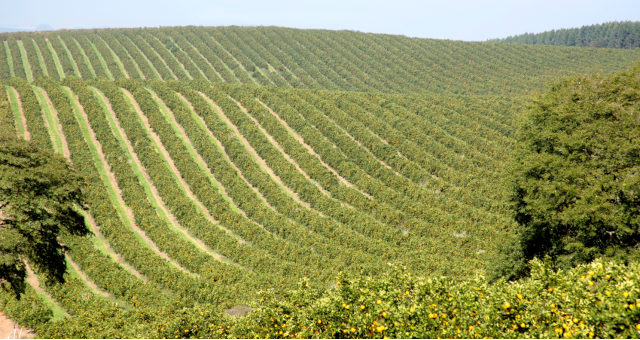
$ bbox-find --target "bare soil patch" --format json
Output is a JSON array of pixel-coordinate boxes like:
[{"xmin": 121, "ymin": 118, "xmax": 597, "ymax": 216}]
[{"xmin": 0, "ymin": 313, "xmax": 35, "ymax": 339}]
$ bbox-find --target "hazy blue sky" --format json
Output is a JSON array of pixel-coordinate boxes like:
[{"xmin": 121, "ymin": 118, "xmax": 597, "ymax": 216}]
[{"xmin": 1, "ymin": 0, "xmax": 638, "ymax": 41}]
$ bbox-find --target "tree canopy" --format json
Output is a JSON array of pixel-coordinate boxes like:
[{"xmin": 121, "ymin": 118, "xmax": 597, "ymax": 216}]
[
  {"xmin": 0, "ymin": 134, "xmax": 87, "ymax": 298},
  {"xmin": 495, "ymin": 62, "xmax": 640, "ymax": 279},
  {"xmin": 491, "ymin": 21, "xmax": 640, "ymax": 49}
]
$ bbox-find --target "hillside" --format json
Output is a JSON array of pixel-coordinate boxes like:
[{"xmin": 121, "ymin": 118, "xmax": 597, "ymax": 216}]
[
  {"xmin": 0, "ymin": 75, "xmax": 521, "ymax": 318},
  {"xmin": 1, "ymin": 26, "xmax": 639, "ymax": 337},
  {"xmin": 0, "ymin": 26, "xmax": 639, "ymax": 95},
  {"xmin": 491, "ymin": 21, "xmax": 640, "ymax": 49}
]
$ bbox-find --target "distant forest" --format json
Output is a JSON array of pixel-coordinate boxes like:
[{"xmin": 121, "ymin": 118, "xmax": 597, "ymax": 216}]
[{"xmin": 489, "ymin": 21, "xmax": 640, "ymax": 49}]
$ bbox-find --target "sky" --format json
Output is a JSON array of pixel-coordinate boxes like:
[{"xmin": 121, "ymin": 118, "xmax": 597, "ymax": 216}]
[{"xmin": 0, "ymin": 0, "xmax": 638, "ymax": 41}]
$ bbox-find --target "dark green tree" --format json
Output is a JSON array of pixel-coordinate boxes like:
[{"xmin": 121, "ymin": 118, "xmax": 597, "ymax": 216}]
[
  {"xmin": 0, "ymin": 134, "xmax": 87, "ymax": 298},
  {"xmin": 492, "ymin": 62, "xmax": 640, "ymax": 280}
]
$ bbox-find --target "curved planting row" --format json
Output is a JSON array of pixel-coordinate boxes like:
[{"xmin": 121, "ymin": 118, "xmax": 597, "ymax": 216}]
[
  {"xmin": 164, "ymin": 28, "xmax": 221, "ymax": 82},
  {"xmin": 255, "ymin": 87, "xmax": 494, "ymax": 275},
  {"xmin": 223, "ymin": 86, "xmax": 424, "ymax": 249},
  {"xmin": 0, "ymin": 86, "xmax": 15, "ymax": 135},
  {"xmin": 62, "ymin": 77, "xmax": 240, "ymax": 304},
  {"xmin": 33, "ymin": 35, "xmax": 63, "ymax": 80},
  {"xmin": 113, "ymin": 32, "xmax": 157, "ymax": 79},
  {"xmin": 117, "ymin": 79, "xmax": 345, "ymax": 283},
  {"xmin": 170, "ymin": 82, "xmax": 400, "ymax": 272},
  {"xmin": 18, "ymin": 39, "xmax": 42, "ymax": 81},
  {"xmin": 32, "ymin": 78, "xmax": 182, "ymax": 310},
  {"xmin": 139, "ymin": 30, "xmax": 187, "ymax": 80},
  {"xmin": 9, "ymin": 77, "xmax": 51, "ymax": 149},
  {"xmin": 6, "ymin": 36, "xmax": 27, "ymax": 79},
  {"xmin": 59, "ymin": 32, "xmax": 94, "ymax": 79},
  {"xmin": 92, "ymin": 79, "xmax": 301, "ymax": 293}
]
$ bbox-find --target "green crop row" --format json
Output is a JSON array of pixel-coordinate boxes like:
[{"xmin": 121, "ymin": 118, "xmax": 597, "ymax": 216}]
[
  {"xmin": 222, "ymin": 86, "xmax": 427, "ymax": 251},
  {"xmin": 6, "ymin": 36, "xmax": 27, "ymax": 79},
  {"xmin": 127, "ymin": 30, "xmax": 175, "ymax": 80},
  {"xmin": 180, "ymin": 27, "xmax": 237, "ymax": 83},
  {"xmin": 113, "ymin": 31, "xmax": 157, "ymax": 79},
  {"xmin": 61, "ymin": 77, "xmax": 230, "ymax": 305},
  {"xmin": 0, "ymin": 85, "xmax": 14, "ymax": 135},
  {"xmin": 34, "ymin": 77, "xmax": 183, "ymax": 309},
  {"xmin": 254, "ymin": 87, "xmax": 492, "ymax": 276},
  {"xmin": 9, "ymin": 77, "xmax": 51, "ymax": 149},
  {"xmin": 91, "ymin": 79, "xmax": 297, "ymax": 295},
  {"xmin": 172, "ymin": 82, "xmax": 398, "ymax": 273},
  {"xmin": 122, "ymin": 79, "xmax": 343, "ymax": 282},
  {"xmin": 32, "ymin": 35, "xmax": 62, "ymax": 80},
  {"xmin": 164, "ymin": 28, "xmax": 221, "ymax": 82},
  {"xmin": 138, "ymin": 30, "xmax": 187, "ymax": 80},
  {"xmin": 86, "ymin": 32, "xmax": 124, "ymax": 79},
  {"xmin": 196, "ymin": 84, "xmax": 406, "ymax": 261},
  {"xmin": 19, "ymin": 39, "xmax": 44, "ymax": 80},
  {"xmin": 59, "ymin": 32, "xmax": 95, "ymax": 79}
]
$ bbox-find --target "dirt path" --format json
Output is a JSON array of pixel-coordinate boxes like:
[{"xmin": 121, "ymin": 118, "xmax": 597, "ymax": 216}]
[
  {"xmin": 229, "ymin": 96, "xmax": 333, "ymax": 198},
  {"xmin": 25, "ymin": 263, "xmax": 70, "ymax": 318},
  {"xmin": 204, "ymin": 93, "xmax": 318, "ymax": 213},
  {"xmin": 41, "ymin": 89, "xmax": 71, "ymax": 161},
  {"xmin": 85, "ymin": 212, "xmax": 147, "ymax": 280},
  {"xmin": 11, "ymin": 88, "xmax": 30, "ymax": 141},
  {"xmin": 95, "ymin": 88, "xmax": 234, "ymax": 263},
  {"xmin": 68, "ymin": 88, "xmax": 193, "ymax": 275},
  {"xmin": 0, "ymin": 313, "xmax": 35, "ymax": 339}
]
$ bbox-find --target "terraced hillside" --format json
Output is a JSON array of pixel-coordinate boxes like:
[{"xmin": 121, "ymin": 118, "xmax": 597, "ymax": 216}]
[
  {"xmin": 0, "ymin": 76, "xmax": 521, "ymax": 318},
  {"xmin": 1, "ymin": 26, "xmax": 639, "ymax": 95}
]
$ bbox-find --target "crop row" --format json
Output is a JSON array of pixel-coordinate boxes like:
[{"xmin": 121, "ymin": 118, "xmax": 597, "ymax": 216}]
[
  {"xmin": 117, "ymin": 79, "xmax": 347, "ymax": 283},
  {"xmin": 9, "ymin": 78, "xmax": 51, "ymax": 149},
  {"xmin": 4, "ymin": 27, "xmax": 638, "ymax": 96},
  {"xmin": 255, "ymin": 87, "xmax": 492, "ymax": 275},
  {"xmin": 35, "ymin": 77, "xmax": 188, "ymax": 308},
  {"xmin": 0, "ymin": 85, "xmax": 14, "ymax": 135},
  {"xmin": 145, "ymin": 80, "xmax": 377, "ymax": 275},
  {"xmin": 192, "ymin": 84, "xmax": 406, "ymax": 260},
  {"xmin": 91, "ymin": 78, "xmax": 302, "ymax": 293},
  {"xmin": 223, "ymin": 86, "xmax": 427, "ymax": 250},
  {"xmin": 61, "ymin": 77, "xmax": 242, "ymax": 305}
]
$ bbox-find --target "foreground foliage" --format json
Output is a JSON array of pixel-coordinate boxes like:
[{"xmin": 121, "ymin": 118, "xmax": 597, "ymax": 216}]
[
  {"xmin": 498, "ymin": 62, "xmax": 640, "ymax": 279},
  {"xmin": 2, "ymin": 258, "xmax": 638, "ymax": 338},
  {"xmin": 0, "ymin": 134, "xmax": 87, "ymax": 298},
  {"xmin": 231, "ymin": 259, "xmax": 640, "ymax": 339}
]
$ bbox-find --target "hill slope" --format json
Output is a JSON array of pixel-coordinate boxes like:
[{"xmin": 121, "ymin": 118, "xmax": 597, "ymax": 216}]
[
  {"xmin": 0, "ymin": 26, "xmax": 639, "ymax": 95},
  {"xmin": 0, "ymin": 77, "xmax": 521, "ymax": 316},
  {"xmin": 491, "ymin": 21, "xmax": 640, "ymax": 49}
]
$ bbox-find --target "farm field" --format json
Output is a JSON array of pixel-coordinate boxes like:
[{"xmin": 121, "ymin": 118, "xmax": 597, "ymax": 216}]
[
  {"xmin": 1, "ymin": 75, "xmax": 523, "ymax": 306},
  {"xmin": 0, "ymin": 25, "xmax": 639, "ymax": 338},
  {"xmin": 1, "ymin": 27, "xmax": 639, "ymax": 95}
]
